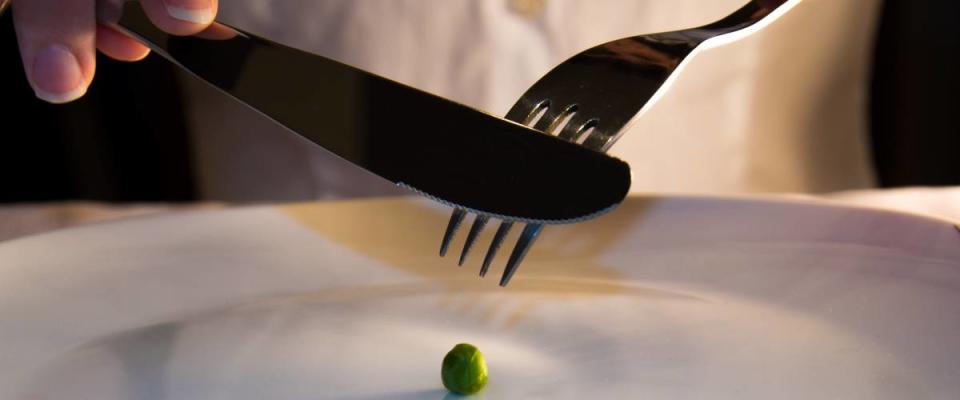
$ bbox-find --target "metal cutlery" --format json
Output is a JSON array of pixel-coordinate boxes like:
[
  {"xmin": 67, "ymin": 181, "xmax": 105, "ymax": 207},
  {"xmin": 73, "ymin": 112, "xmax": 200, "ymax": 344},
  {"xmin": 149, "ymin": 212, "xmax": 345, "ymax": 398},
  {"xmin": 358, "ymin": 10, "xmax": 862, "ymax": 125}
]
[
  {"xmin": 441, "ymin": 0, "xmax": 789, "ymax": 286},
  {"xmin": 86, "ymin": 0, "xmax": 632, "ymax": 223}
]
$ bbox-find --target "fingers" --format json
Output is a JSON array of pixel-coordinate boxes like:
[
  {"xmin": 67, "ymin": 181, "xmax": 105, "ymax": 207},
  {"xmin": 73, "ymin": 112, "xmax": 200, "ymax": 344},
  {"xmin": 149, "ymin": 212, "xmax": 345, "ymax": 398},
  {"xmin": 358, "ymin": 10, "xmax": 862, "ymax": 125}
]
[
  {"xmin": 97, "ymin": 0, "xmax": 221, "ymax": 64},
  {"xmin": 13, "ymin": 0, "xmax": 96, "ymax": 104},
  {"xmin": 12, "ymin": 0, "xmax": 219, "ymax": 104},
  {"xmin": 140, "ymin": 0, "xmax": 218, "ymax": 35},
  {"xmin": 96, "ymin": 24, "xmax": 150, "ymax": 62},
  {"xmin": 99, "ymin": 0, "xmax": 220, "ymax": 62},
  {"xmin": 97, "ymin": 0, "xmax": 221, "ymax": 61}
]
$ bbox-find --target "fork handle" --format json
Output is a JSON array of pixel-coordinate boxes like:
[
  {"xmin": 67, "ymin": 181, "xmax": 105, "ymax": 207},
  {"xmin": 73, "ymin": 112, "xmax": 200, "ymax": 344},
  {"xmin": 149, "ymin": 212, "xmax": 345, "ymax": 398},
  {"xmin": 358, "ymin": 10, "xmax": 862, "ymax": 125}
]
[{"xmin": 702, "ymin": 0, "xmax": 784, "ymax": 37}]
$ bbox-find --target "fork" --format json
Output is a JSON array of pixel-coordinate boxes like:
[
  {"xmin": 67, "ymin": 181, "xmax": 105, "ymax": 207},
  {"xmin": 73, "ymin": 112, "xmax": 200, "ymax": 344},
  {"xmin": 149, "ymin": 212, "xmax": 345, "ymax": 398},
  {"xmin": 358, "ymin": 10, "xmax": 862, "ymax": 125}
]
[{"xmin": 440, "ymin": 0, "xmax": 790, "ymax": 286}]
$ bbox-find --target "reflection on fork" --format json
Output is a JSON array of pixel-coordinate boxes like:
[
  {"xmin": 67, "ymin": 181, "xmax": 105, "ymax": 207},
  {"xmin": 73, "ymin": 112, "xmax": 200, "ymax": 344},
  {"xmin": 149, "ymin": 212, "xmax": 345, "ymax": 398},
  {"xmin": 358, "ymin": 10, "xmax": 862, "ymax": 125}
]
[{"xmin": 440, "ymin": 0, "xmax": 790, "ymax": 285}]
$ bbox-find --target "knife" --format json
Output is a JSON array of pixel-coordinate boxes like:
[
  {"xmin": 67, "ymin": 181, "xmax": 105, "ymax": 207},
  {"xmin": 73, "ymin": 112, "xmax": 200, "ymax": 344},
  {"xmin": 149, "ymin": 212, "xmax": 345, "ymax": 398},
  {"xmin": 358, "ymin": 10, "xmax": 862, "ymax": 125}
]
[{"xmin": 94, "ymin": 1, "xmax": 630, "ymax": 223}]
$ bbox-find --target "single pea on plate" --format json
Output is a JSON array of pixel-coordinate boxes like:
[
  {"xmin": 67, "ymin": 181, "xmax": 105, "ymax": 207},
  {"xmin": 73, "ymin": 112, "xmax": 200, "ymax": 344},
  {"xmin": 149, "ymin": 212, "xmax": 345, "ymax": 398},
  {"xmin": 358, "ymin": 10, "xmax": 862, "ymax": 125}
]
[{"xmin": 441, "ymin": 343, "xmax": 488, "ymax": 395}]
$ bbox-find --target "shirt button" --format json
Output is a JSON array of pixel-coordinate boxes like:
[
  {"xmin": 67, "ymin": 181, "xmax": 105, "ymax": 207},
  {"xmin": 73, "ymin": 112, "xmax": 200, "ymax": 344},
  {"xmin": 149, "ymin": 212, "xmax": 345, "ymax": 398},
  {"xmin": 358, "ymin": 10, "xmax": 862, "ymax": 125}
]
[{"xmin": 509, "ymin": 0, "xmax": 546, "ymax": 18}]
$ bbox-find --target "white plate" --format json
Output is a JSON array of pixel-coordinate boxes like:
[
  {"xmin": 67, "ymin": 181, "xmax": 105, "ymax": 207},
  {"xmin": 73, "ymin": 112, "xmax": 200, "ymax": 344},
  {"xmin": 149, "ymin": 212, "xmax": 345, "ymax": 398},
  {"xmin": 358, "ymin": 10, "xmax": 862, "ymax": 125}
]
[{"xmin": 1, "ymin": 195, "xmax": 958, "ymax": 399}]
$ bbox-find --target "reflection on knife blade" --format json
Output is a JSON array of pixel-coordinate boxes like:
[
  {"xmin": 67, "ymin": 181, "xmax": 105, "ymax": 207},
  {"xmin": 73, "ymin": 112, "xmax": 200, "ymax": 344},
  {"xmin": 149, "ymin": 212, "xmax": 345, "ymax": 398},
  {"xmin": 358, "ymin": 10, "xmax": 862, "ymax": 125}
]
[{"xmin": 101, "ymin": 2, "xmax": 631, "ymax": 223}]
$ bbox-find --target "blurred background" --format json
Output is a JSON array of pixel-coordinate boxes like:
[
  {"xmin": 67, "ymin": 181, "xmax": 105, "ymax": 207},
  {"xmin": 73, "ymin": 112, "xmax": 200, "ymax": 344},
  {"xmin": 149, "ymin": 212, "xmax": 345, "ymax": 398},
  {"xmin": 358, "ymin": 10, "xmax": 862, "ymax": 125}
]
[{"xmin": 0, "ymin": 0, "xmax": 957, "ymax": 236}]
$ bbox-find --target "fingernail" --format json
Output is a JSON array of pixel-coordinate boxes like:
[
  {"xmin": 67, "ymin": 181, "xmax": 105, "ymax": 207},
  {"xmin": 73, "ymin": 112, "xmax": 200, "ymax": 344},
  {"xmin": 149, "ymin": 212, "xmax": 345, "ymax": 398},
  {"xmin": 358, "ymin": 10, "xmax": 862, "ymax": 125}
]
[
  {"xmin": 31, "ymin": 44, "xmax": 86, "ymax": 104},
  {"xmin": 164, "ymin": 0, "xmax": 214, "ymax": 24}
]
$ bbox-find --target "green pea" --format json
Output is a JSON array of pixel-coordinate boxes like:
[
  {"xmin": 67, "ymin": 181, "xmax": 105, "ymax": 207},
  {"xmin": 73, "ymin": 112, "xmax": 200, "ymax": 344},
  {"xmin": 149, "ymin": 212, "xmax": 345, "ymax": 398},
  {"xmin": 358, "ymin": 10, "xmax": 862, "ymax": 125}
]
[{"xmin": 441, "ymin": 343, "xmax": 488, "ymax": 395}]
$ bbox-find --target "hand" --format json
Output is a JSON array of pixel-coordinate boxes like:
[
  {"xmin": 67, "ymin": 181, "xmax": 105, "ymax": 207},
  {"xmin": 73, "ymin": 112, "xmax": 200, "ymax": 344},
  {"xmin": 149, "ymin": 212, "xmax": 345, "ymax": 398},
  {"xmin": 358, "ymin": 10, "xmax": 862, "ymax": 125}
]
[{"xmin": 8, "ymin": 0, "xmax": 218, "ymax": 104}]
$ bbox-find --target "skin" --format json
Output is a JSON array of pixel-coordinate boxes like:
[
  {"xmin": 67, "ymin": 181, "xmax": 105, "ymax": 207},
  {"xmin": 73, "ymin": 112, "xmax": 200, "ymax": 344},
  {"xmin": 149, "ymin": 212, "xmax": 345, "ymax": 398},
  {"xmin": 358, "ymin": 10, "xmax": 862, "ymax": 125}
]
[{"xmin": 8, "ymin": 0, "xmax": 218, "ymax": 103}]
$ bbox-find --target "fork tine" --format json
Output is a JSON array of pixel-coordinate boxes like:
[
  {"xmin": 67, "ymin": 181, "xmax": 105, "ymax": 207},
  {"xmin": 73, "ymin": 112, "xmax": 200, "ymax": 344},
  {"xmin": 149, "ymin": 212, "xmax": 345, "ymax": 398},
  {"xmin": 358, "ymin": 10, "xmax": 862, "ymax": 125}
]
[
  {"xmin": 500, "ymin": 223, "xmax": 544, "ymax": 286},
  {"xmin": 506, "ymin": 99, "xmax": 550, "ymax": 125},
  {"xmin": 531, "ymin": 107, "xmax": 565, "ymax": 132},
  {"xmin": 558, "ymin": 117, "xmax": 598, "ymax": 143},
  {"xmin": 458, "ymin": 215, "xmax": 489, "ymax": 266},
  {"xmin": 480, "ymin": 221, "xmax": 514, "ymax": 277},
  {"xmin": 581, "ymin": 130, "xmax": 615, "ymax": 152},
  {"xmin": 439, "ymin": 209, "xmax": 467, "ymax": 257}
]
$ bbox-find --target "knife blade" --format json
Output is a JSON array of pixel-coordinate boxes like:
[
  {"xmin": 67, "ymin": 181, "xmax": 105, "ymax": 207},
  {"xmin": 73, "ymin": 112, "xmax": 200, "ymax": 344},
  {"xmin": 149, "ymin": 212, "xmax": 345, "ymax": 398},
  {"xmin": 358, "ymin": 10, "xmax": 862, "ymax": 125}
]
[{"xmin": 99, "ymin": 1, "xmax": 631, "ymax": 223}]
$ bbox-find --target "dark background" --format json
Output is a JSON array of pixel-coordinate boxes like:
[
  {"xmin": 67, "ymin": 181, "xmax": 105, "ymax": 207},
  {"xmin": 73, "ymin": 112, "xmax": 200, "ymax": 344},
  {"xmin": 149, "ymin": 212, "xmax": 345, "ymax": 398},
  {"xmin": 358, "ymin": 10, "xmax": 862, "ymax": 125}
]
[
  {"xmin": 869, "ymin": 0, "xmax": 959, "ymax": 186},
  {"xmin": 0, "ymin": 1, "xmax": 957, "ymax": 203}
]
